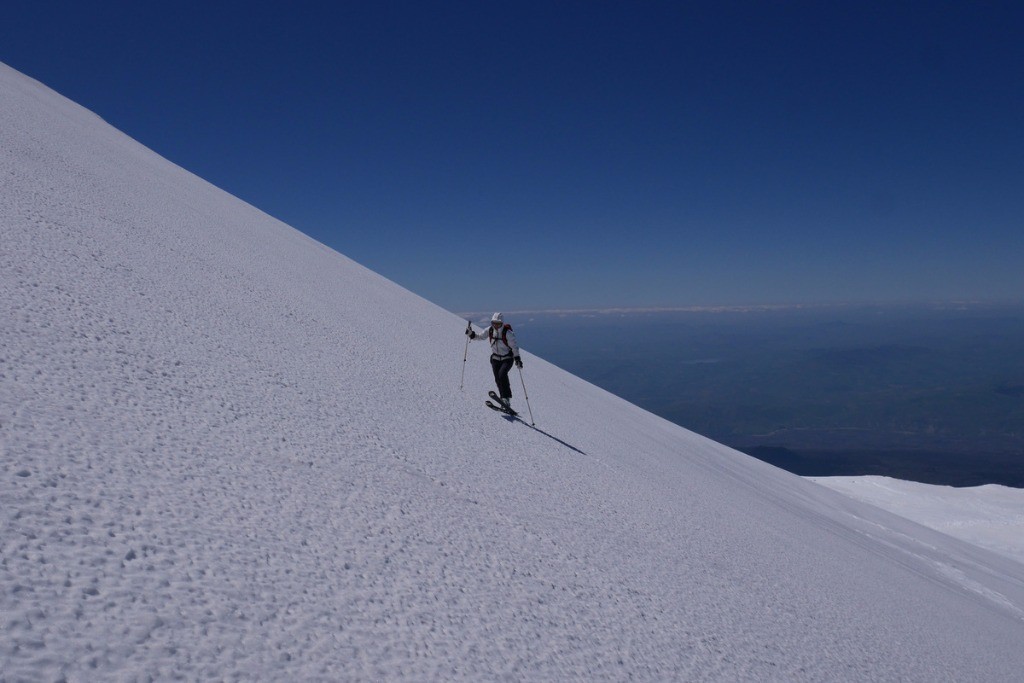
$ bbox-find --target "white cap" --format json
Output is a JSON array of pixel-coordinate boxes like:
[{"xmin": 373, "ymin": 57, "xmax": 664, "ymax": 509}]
[{"xmin": 491, "ymin": 312, "xmax": 504, "ymax": 323}]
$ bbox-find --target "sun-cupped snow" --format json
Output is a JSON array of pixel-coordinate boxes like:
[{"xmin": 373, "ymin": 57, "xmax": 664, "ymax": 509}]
[{"xmin": 3, "ymin": 60, "xmax": 1024, "ymax": 682}]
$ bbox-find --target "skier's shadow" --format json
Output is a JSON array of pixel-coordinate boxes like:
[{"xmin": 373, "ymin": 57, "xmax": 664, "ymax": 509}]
[{"xmin": 506, "ymin": 415, "xmax": 587, "ymax": 456}]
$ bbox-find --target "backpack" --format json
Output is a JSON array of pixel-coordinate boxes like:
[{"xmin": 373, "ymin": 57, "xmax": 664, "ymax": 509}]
[{"xmin": 488, "ymin": 323, "xmax": 513, "ymax": 347}]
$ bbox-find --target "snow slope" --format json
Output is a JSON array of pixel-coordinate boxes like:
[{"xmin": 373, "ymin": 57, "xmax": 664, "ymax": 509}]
[
  {"xmin": 810, "ymin": 476, "xmax": 1024, "ymax": 565},
  {"xmin": 3, "ymin": 61, "xmax": 1024, "ymax": 681}
]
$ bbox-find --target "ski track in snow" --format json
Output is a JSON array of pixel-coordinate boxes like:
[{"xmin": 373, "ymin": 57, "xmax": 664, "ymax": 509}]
[{"xmin": 3, "ymin": 61, "xmax": 1024, "ymax": 681}]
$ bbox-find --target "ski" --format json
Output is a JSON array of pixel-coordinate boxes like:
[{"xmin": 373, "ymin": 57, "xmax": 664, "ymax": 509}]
[
  {"xmin": 487, "ymin": 391, "xmax": 519, "ymax": 415},
  {"xmin": 486, "ymin": 399, "xmax": 518, "ymax": 417}
]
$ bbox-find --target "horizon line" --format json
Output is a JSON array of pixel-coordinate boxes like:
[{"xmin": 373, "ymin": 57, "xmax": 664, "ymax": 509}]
[{"xmin": 457, "ymin": 299, "xmax": 1022, "ymax": 319}]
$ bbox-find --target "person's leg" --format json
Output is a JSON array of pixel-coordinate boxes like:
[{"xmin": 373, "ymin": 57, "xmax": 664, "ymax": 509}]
[
  {"xmin": 490, "ymin": 357, "xmax": 501, "ymax": 393},
  {"xmin": 495, "ymin": 358, "xmax": 514, "ymax": 399}
]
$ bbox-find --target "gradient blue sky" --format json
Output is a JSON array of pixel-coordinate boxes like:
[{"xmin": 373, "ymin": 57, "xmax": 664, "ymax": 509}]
[{"xmin": 4, "ymin": 1, "xmax": 1022, "ymax": 311}]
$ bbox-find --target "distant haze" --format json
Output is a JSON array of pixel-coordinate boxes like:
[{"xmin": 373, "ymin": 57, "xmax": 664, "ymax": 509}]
[{"xmin": 499, "ymin": 303, "xmax": 1024, "ymax": 486}]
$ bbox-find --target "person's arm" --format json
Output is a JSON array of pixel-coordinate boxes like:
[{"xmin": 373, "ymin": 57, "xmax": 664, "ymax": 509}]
[{"xmin": 506, "ymin": 327, "xmax": 523, "ymax": 366}]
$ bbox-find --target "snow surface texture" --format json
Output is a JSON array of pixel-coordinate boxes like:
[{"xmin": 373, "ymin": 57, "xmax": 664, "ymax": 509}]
[
  {"xmin": 3, "ymin": 61, "xmax": 1024, "ymax": 681},
  {"xmin": 810, "ymin": 476, "xmax": 1024, "ymax": 566}
]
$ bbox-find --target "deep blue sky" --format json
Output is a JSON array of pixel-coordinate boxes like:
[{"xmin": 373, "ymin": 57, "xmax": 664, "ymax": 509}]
[{"xmin": 4, "ymin": 1, "xmax": 1022, "ymax": 311}]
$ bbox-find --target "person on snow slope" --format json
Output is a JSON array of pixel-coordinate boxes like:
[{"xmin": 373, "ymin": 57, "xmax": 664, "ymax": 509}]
[{"xmin": 467, "ymin": 312, "xmax": 523, "ymax": 413}]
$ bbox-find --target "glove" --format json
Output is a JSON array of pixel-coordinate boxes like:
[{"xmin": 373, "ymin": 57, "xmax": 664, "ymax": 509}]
[
  {"xmin": 467, "ymin": 329, "xmax": 476, "ymax": 339},
  {"xmin": 514, "ymin": 357, "xmax": 523, "ymax": 368}
]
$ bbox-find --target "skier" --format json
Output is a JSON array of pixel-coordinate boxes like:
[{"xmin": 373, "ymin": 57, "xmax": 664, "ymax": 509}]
[{"xmin": 466, "ymin": 312, "xmax": 523, "ymax": 414}]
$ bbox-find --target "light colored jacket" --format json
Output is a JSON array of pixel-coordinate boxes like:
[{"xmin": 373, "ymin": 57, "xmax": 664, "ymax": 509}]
[{"xmin": 474, "ymin": 323, "xmax": 520, "ymax": 360}]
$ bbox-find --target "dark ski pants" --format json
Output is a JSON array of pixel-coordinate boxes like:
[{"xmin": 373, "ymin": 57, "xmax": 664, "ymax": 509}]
[{"xmin": 491, "ymin": 356, "xmax": 514, "ymax": 399}]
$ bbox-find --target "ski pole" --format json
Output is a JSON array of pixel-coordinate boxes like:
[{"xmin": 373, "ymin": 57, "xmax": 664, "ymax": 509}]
[
  {"xmin": 459, "ymin": 320, "xmax": 471, "ymax": 390},
  {"xmin": 517, "ymin": 365, "xmax": 535, "ymax": 426}
]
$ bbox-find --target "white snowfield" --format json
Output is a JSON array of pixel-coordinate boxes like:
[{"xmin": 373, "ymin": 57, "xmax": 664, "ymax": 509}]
[
  {"xmin": 2, "ymin": 61, "xmax": 1024, "ymax": 682},
  {"xmin": 810, "ymin": 476, "xmax": 1024, "ymax": 566}
]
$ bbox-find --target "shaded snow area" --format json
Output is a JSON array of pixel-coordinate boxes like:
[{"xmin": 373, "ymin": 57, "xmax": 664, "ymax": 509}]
[
  {"xmin": 810, "ymin": 476, "xmax": 1024, "ymax": 566},
  {"xmin": 3, "ymin": 61, "xmax": 1024, "ymax": 682}
]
